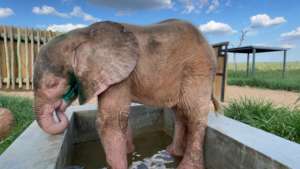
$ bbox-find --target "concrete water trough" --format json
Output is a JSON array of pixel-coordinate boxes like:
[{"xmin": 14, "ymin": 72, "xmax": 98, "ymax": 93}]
[{"xmin": 0, "ymin": 104, "xmax": 300, "ymax": 169}]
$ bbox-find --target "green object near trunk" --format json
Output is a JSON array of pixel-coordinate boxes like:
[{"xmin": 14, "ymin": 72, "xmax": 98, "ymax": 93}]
[{"xmin": 62, "ymin": 75, "xmax": 79, "ymax": 102}]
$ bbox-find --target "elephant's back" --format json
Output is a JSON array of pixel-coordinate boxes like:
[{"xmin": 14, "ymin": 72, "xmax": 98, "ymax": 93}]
[
  {"xmin": 122, "ymin": 19, "xmax": 205, "ymax": 44},
  {"xmin": 126, "ymin": 20, "xmax": 214, "ymax": 107}
]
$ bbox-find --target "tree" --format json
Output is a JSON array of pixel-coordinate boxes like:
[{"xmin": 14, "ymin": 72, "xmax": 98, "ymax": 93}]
[{"xmin": 232, "ymin": 29, "xmax": 249, "ymax": 72}]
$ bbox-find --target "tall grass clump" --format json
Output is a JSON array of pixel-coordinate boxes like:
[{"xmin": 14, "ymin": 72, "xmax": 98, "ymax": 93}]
[
  {"xmin": 0, "ymin": 96, "xmax": 34, "ymax": 154},
  {"xmin": 224, "ymin": 98, "xmax": 300, "ymax": 144}
]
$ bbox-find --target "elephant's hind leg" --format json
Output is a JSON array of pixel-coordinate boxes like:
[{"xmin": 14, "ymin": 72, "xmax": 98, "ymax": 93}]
[
  {"xmin": 96, "ymin": 83, "xmax": 133, "ymax": 169},
  {"xmin": 176, "ymin": 76, "xmax": 211, "ymax": 169},
  {"xmin": 167, "ymin": 106, "xmax": 187, "ymax": 157}
]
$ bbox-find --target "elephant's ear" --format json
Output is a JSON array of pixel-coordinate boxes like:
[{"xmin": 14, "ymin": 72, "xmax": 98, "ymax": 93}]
[{"xmin": 73, "ymin": 21, "xmax": 139, "ymax": 104}]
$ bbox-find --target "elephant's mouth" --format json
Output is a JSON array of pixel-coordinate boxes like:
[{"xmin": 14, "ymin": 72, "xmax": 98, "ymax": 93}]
[{"xmin": 53, "ymin": 100, "xmax": 65, "ymax": 122}]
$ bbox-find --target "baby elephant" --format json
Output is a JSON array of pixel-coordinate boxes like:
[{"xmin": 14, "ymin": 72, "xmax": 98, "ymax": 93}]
[
  {"xmin": 33, "ymin": 19, "xmax": 218, "ymax": 169},
  {"xmin": 0, "ymin": 108, "xmax": 14, "ymax": 140}
]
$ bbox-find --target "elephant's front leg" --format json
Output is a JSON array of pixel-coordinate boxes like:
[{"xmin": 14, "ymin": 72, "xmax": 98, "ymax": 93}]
[{"xmin": 96, "ymin": 84, "xmax": 132, "ymax": 169}]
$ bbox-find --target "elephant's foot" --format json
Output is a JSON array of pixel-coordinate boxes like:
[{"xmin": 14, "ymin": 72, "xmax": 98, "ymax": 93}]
[
  {"xmin": 166, "ymin": 143, "xmax": 184, "ymax": 156},
  {"xmin": 176, "ymin": 158, "xmax": 204, "ymax": 169},
  {"xmin": 176, "ymin": 122, "xmax": 206, "ymax": 169},
  {"xmin": 99, "ymin": 126, "xmax": 128, "ymax": 169},
  {"xmin": 101, "ymin": 130, "xmax": 128, "ymax": 169}
]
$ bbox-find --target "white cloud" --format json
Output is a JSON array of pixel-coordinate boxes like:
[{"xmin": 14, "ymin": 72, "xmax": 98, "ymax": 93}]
[
  {"xmin": 199, "ymin": 20, "xmax": 236, "ymax": 35},
  {"xmin": 206, "ymin": 0, "xmax": 219, "ymax": 13},
  {"xmin": 33, "ymin": 5, "xmax": 100, "ymax": 22},
  {"xmin": 88, "ymin": 0, "xmax": 224, "ymax": 15},
  {"xmin": 32, "ymin": 5, "xmax": 69, "ymax": 18},
  {"xmin": 198, "ymin": 0, "xmax": 209, "ymax": 8},
  {"xmin": 280, "ymin": 43, "xmax": 295, "ymax": 49},
  {"xmin": 0, "ymin": 7, "xmax": 14, "ymax": 18},
  {"xmin": 179, "ymin": 0, "xmax": 220, "ymax": 14},
  {"xmin": 281, "ymin": 27, "xmax": 300, "ymax": 41},
  {"xmin": 88, "ymin": 0, "xmax": 173, "ymax": 12},
  {"xmin": 47, "ymin": 23, "xmax": 87, "ymax": 32},
  {"xmin": 181, "ymin": 0, "xmax": 196, "ymax": 14},
  {"xmin": 250, "ymin": 14, "xmax": 286, "ymax": 28},
  {"xmin": 70, "ymin": 6, "xmax": 100, "ymax": 22}
]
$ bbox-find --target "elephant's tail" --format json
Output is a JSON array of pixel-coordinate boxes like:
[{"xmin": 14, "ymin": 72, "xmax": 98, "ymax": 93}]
[{"xmin": 211, "ymin": 94, "xmax": 222, "ymax": 114}]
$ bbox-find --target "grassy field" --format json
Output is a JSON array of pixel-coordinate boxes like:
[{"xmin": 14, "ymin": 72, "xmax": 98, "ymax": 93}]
[
  {"xmin": 225, "ymin": 98, "xmax": 300, "ymax": 144},
  {"xmin": 227, "ymin": 62, "xmax": 300, "ymax": 92},
  {"xmin": 0, "ymin": 96, "xmax": 34, "ymax": 155}
]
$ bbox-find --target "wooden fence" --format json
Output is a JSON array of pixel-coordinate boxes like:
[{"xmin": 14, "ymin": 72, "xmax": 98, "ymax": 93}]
[{"xmin": 0, "ymin": 26, "xmax": 57, "ymax": 90}]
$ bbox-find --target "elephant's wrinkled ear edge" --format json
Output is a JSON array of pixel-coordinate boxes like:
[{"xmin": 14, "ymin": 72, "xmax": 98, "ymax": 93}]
[
  {"xmin": 78, "ymin": 82, "xmax": 109, "ymax": 105},
  {"xmin": 71, "ymin": 43, "xmax": 91, "ymax": 105},
  {"xmin": 71, "ymin": 42, "xmax": 114, "ymax": 105}
]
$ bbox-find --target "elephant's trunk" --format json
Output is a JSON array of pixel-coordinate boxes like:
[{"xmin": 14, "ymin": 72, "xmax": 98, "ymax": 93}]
[{"xmin": 34, "ymin": 97, "xmax": 69, "ymax": 135}]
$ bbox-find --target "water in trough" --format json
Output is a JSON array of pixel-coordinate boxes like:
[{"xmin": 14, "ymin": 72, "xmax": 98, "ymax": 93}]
[{"xmin": 69, "ymin": 131, "xmax": 180, "ymax": 169}]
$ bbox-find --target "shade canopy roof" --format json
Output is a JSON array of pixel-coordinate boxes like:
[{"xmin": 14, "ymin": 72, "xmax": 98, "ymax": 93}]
[{"xmin": 227, "ymin": 46, "xmax": 288, "ymax": 53}]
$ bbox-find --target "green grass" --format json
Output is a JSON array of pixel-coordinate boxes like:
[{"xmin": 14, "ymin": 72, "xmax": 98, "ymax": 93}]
[
  {"xmin": 227, "ymin": 62, "xmax": 300, "ymax": 92},
  {"xmin": 0, "ymin": 96, "xmax": 34, "ymax": 155},
  {"xmin": 225, "ymin": 98, "xmax": 300, "ymax": 144}
]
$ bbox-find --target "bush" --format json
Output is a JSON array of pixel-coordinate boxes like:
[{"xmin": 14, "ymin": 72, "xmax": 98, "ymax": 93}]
[
  {"xmin": 224, "ymin": 98, "xmax": 300, "ymax": 144},
  {"xmin": 0, "ymin": 96, "xmax": 34, "ymax": 154}
]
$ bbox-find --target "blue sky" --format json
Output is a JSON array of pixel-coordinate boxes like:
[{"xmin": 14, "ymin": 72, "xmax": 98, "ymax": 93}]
[{"xmin": 1, "ymin": 0, "xmax": 300, "ymax": 62}]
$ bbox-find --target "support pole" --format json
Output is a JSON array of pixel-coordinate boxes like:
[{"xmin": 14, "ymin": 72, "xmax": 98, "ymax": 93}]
[
  {"xmin": 282, "ymin": 50, "xmax": 287, "ymax": 78},
  {"xmin": 246, "ymin": 53, "xmax": 250, "ymax": 77},
  {"xmin": 220, "ymin": 43, "xmax": 228, "ymax": 102},
  {"xmin": 252, "ymin": 48, "xmax": 256, "ymax": 76}
]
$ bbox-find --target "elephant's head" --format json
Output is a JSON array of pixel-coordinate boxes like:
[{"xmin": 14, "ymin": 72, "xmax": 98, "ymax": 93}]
[{"xmin": 33, "ymin": 21, "xmax": 139, "ymax": 134}]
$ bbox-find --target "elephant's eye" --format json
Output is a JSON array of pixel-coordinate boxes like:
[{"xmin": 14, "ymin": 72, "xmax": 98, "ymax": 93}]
[{"xmin": 46, "ymin": 80, "xmax": 59, "ymax": 88}]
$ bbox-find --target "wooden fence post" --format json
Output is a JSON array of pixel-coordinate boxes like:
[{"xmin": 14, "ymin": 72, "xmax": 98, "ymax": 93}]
[
  {"xmin": 42, "ymin": 31, "xmax": 46, "ymax": 45},
  {"xmin": 37, "ymin": 30, "xmax": 40, "ymax": 53},
  {"xmin": 3, "ymin": 26, "xmax": 11, "ymax": 89},
  {"xmin": 47, "ymin": 31, "xmax": 51, "ymax": 42},
  {"xmin": 25, "ymin": 28, "xmax": 30, "ymax": 89},
  {"xmin": 9, "ymin": 27, "xmax": 15, "ymax": 89},
  {"xmin": 30, "ymin": 29, "xmax": 34, "ymax": 89},
  {"xmin": 0, "ymin": 27, "xmax": 1, "ymax": 88},
  {"xmin": 17, "ymin": 28, "xmax": 22, "ymax": 88}
]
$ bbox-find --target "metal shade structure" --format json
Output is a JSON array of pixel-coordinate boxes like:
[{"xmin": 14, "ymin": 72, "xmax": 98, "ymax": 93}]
[{"xmin": 227, "ymin": 45, "xmax": 289, "ymax": 78}]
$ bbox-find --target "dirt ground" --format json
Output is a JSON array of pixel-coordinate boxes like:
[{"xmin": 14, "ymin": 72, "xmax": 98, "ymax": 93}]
[
  {"xmin": 225, "ymin": 86, "xmax": 300, "ymax": 108},
  {"xmin": 1, "ymin": 85, "xmax": 299, "ymax": 108}
]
